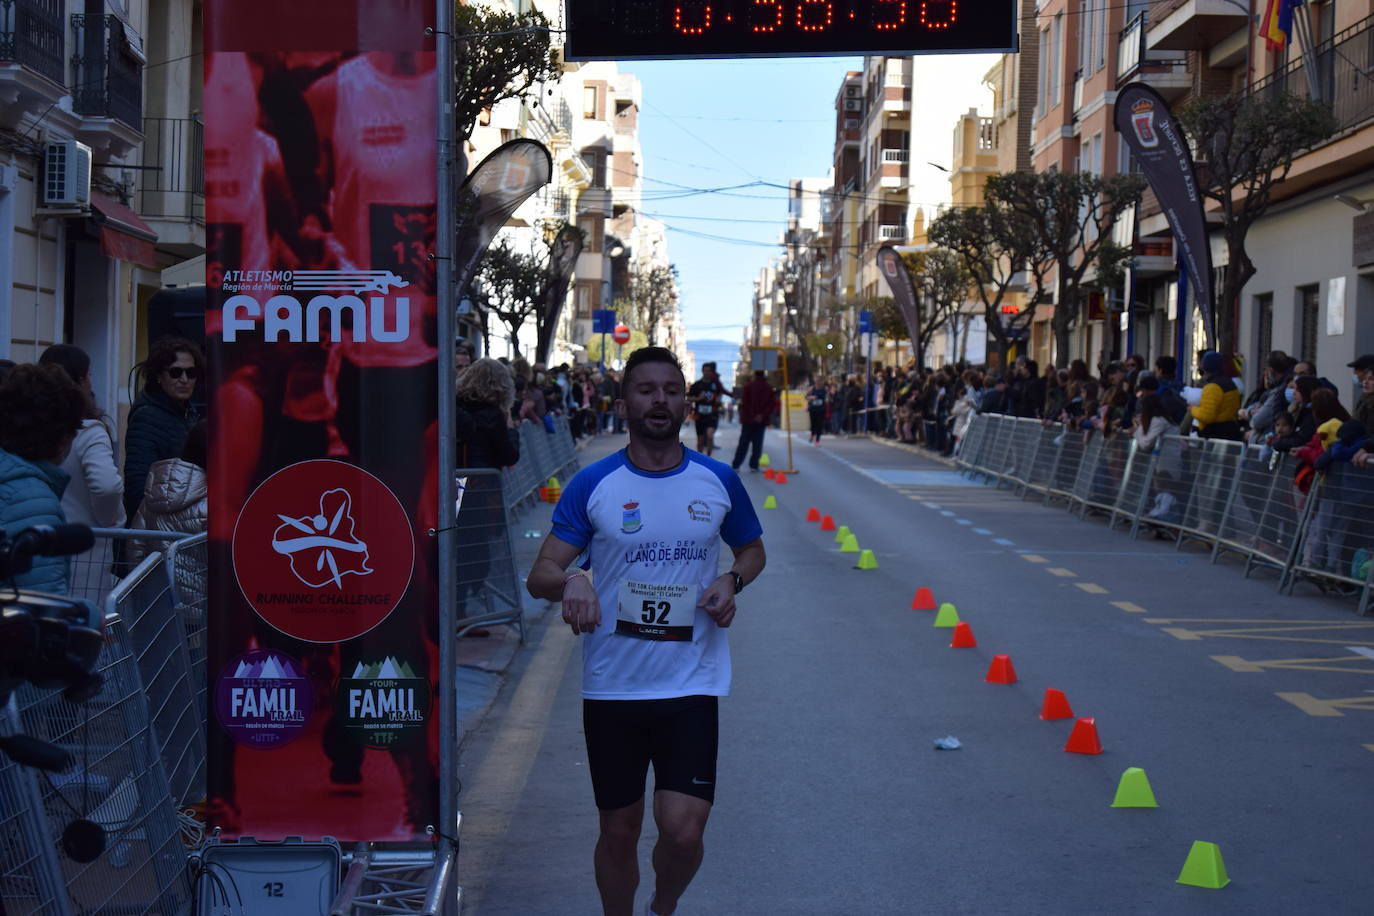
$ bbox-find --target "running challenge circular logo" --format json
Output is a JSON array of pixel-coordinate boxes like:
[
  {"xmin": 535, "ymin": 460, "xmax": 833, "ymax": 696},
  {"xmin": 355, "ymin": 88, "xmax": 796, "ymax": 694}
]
[{"xmin": 232, "ymin": 460, "xmax": 414, "ymax": 643}]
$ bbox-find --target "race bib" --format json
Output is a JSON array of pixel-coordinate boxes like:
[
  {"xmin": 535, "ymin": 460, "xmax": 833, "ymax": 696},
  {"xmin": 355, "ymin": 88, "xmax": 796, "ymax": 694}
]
[
  {"xmin": 697, "ymin": 403, "xmax": 714, "ymax": 415},
  {"xmin": 617, "ymin": 580, "xmax": 699, "ymax": 641}
]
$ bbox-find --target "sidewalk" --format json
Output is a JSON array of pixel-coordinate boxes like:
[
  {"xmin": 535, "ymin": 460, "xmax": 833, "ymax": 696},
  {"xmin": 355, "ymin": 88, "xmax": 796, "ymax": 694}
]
[{"xmin": 454, "ymin": 431, "xmax": 625, "ymax": 747}]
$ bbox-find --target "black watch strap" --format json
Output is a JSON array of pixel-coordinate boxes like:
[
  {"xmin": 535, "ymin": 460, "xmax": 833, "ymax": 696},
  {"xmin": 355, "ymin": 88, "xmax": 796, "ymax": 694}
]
[{"xmin": 729, "ymin": 571, "xmax": 744, "ymax": 594}]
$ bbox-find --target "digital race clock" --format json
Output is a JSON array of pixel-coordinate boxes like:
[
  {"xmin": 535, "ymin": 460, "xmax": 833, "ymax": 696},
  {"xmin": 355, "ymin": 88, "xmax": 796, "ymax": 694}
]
[{"xmin": 564, "ymin": 0, "xmax": 1018, "ymax": 60}]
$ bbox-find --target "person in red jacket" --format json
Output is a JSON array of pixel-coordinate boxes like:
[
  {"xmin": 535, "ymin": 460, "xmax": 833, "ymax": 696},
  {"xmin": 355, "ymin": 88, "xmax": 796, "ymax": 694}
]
[{"xmin": 731, "ymin": 370, "xmax": 775, "ymax": 472}]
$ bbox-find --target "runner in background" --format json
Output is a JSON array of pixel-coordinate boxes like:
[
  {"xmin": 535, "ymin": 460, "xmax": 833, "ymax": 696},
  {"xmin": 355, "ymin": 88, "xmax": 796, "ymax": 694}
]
[
  {"xmin": 526, "ymin": 347, "xmax": 766, "ymax": 916},
  {"xmin": 687, "ymin": 361, "xmax": 727, "ymax": 457}
]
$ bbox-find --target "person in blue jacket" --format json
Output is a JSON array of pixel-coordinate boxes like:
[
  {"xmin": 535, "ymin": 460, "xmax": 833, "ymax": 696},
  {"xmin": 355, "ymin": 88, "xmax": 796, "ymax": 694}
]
[
  {"xmin": 0, "ymin": 363, "xmax": 88, "ymax": 593},
  {"xmin": 123, "ymin": 337, "xmax": 203, "ymax": 520}
]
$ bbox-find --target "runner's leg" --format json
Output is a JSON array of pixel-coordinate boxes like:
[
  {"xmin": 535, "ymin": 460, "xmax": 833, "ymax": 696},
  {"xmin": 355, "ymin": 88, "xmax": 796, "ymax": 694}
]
[
  {"xmin": 596, "ymin": 798, "xmax": 645, "ymax": 916},
  {"xmin": 648, "ymin": 791, "xmax": 710, "ymax": 915}
]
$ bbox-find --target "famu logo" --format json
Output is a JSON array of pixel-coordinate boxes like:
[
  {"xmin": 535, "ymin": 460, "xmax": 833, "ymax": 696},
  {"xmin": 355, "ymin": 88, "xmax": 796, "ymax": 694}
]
[
  {"xmin": 338, "ymin": 656, "xmax": 430, "ymax": 749},
  {"xmin": 221, "ymin": 270, "xmax": 413, "ymax": 342},
  {"xmin": 622, "ymin": 502, "xmax": 643, "ymax": 534},
  {"xmin": 214, "ymin": 649, "xmax": 314, "ymax": 750}
]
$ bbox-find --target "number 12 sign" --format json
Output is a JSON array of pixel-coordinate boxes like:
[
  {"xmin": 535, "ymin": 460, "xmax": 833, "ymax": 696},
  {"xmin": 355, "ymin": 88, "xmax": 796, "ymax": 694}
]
[{"xmin": 565, "ymin": 0, "xmax": 1017, "ymax": 60}]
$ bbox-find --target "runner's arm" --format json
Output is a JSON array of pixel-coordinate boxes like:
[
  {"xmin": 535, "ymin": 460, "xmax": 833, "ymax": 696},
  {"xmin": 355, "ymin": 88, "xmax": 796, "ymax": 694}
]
[
  {"xmin": 526, "ymin": 534, "xmax": 601, "ymax": 634},
  {"xmin": 699, "ymin": 537, "xmax": 766, "ymax": 628}
]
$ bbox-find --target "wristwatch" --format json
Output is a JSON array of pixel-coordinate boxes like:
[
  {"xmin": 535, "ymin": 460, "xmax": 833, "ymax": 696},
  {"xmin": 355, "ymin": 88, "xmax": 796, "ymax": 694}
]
[{"xmin": 728, "ymin": 571, "xmax": 744, "ymax": 595}]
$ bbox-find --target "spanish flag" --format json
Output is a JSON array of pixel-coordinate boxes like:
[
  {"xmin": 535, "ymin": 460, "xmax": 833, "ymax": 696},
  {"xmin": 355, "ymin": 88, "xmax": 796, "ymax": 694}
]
[{"xmin": 1260, "ymin": 0, "xmax": 1305, "ymax": 51}]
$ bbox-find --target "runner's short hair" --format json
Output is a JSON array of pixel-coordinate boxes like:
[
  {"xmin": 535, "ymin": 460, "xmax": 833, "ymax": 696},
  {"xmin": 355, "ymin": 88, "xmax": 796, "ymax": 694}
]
[{"xmin": 622, "ymin": 346, "xmax": 684, "ymax": 390}]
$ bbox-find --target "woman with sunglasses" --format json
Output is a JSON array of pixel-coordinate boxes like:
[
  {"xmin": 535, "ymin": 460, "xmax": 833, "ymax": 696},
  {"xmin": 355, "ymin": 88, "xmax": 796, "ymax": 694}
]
[{"xmin": 123, "ymin": 336, "xmax": 204, "ymax": 520}]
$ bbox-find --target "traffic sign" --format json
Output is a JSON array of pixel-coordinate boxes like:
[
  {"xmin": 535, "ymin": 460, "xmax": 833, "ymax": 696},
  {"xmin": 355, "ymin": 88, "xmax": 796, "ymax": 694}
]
[
  {"xmin": 858, "ymin": 310, "xmax": 874, "ymax": 335},
  {"xmin": 592, "ymin": 309, "xmax": 617, "ymax": 334},
  {"xmin": 565, "ymin": 0, "xmax": 1017, "ymax": 60},
  {"xmin": 612, "ymin": 323, "xmax": 631, "ymax": 345}
]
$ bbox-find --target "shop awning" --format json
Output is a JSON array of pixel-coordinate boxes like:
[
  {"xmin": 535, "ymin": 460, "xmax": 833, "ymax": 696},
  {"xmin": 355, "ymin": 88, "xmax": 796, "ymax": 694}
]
[{"xmin": 91, "ymin": 192, "xmax": 159, "ymax": 270}]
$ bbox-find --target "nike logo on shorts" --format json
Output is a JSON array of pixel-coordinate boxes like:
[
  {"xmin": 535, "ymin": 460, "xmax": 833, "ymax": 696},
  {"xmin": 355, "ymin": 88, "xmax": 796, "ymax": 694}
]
[{"xmin": 691, "ymin": 777, "xmax": 713, "ymax": 785}]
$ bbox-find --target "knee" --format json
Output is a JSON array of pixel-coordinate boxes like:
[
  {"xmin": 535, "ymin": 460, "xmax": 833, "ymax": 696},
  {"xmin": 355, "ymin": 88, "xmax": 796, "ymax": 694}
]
[
  {"xmin": 657, "ymin": 820, "xmax": 705, "ymax": 854},
  {"xmin": 599, "ymin": 818, "xmax": 642, "ymax": 857}
]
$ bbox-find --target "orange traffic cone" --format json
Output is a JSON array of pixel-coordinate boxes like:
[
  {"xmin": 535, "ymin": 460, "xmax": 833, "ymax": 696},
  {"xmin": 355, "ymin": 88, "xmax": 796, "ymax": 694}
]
[
  {"xmin": 950, "ymin": 622, "xmax": 977, "ymax": 648},
  {"xmin": 984, "ymin": 654, "xmax": 1018, "ymax": 684},
  {"xmin": 1040, "ymin": 688, "xmax": 1074, "ymax": 720},
  {"xmin": 806, "ymin": 507, "xmax": 821, "ymax": 522},
  {"xmin": 820, "ymin": 515, "xmax": 836, "ymax": 531},
  {"xmin": 775, "ymin": 472, "xmax": 788, "ymax": 484},
  {"xmin": 911, "ymin": 587, "xmax": 936, "ymax": 610},
  {"xmin": 764, "ymin": 468, "xmax": 776, "ymax": 480},
  {"xmin": 1065, "ymin": 717, "xmax": 1103, "ymax": 754}
]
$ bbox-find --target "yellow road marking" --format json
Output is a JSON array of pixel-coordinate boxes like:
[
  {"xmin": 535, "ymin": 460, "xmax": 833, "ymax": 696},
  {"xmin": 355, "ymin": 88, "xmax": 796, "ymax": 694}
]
[
  {"xmin": 1020, "ymin": 554, "xmax": 1049, "ymax": 564},
  {"xmin": 1275, "ymin": 692, "xmax": 1374, "ymax": 717},
  {"xmin": 1112, "ymin": 601, "xmax": 1147, "ymax": 613},
  {"xmin": 1075, "ymin": 583, "xmax": 1108, "ymax": 594},
  {"xmin": 1364, "ymin": 745, "xmax": 1374, "ymax": 755},
  {"xmin": 1045, "ymin": 567, "xmax": 1076, "ymax": 577},
  {"xmin": 1212, "ymin": 654, "xmax": 1374, "ymax": 675},
  {"xmin": 1145, "ymin": 620, "xmax": 1374, "ymax": 648}
]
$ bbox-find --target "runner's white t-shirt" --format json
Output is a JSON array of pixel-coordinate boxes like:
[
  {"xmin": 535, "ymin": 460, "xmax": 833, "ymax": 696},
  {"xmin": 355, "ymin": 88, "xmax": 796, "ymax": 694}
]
[{"xmin": 551, "ymin": 447, "xmax": 763, "ymax": 700}]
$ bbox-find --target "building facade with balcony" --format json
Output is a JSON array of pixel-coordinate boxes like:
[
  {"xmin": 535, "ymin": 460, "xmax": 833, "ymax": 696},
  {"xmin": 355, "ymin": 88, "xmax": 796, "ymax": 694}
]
[{"xmin": 0, "ymin": 0, "xmax": 201, "ymax": 425}]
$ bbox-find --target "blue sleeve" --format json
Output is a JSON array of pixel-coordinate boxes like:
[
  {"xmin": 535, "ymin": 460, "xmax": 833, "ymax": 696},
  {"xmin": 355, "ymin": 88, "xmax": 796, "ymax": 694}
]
[
  {"xmin": 550, "ymin": 467, "xmax": 596, "ymax": 550},
  {"xmin": 719, "ymin": 469, "xmax": 763, "ymax": 548}
]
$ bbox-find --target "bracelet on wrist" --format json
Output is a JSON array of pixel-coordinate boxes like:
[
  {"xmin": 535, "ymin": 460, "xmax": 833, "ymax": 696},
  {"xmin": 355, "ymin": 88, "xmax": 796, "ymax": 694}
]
[{"xmin": 564, "ymin": 571, "xmax": 586, "ymax": 584}]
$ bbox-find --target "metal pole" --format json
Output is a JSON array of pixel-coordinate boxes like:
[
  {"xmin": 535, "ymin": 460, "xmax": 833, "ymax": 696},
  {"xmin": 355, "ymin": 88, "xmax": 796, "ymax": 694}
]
[
  {"xmin": 781, "ymin": 351, "xmax": 795, "ymax": 474},
  {"xmin": 433, "ymin": 1, "xmax": 460, "ymax": 907},
  {"xmin": 863, "ymin": 332, "xmax": 873, "ymax": 434}
]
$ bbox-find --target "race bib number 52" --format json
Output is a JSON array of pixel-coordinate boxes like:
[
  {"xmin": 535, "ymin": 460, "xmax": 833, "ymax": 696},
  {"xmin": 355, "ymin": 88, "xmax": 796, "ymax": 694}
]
[{"xmin": 617, "ymin": 580, "xmax": 698, "ymax": 641}]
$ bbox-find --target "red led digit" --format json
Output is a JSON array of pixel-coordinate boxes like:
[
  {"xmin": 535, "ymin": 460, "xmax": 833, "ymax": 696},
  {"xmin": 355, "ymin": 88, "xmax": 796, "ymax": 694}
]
[
  {"xmin": 751, "ymin": 0, "xmax": 784, "ymax": 31},
  {"xmin": 919, "ymin": 0, "xmax": 955, "ymax": 28},
  {"xmin": 796, "ymin": 0, "xmax": 834, "ymax": 31},
  {"xmin": 873, "ymin": 0, "xmax": 906, "ymax": 30},
  {"xmin": 674, "ymin": 1, "xmax": 713, "ymax": 33}
]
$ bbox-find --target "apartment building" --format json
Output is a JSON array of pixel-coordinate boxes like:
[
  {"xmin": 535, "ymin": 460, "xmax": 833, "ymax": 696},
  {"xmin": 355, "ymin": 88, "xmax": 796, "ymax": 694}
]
[
  {"xmin": 1142, "ymin": 0, "xmax": 1374, "ymax": 395},
  {"xmin": 0, "ymin": 0, "xmax": 201, "ymax": 420}
]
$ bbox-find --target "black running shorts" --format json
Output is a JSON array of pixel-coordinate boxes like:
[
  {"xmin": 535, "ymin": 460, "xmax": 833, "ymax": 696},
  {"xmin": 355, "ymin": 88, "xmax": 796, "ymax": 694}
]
[
  {"xmin": 582, "ymin": 695, "xmax": 719, "ymax": 811},
  {"xmin": 694, "ymin": 416, "xmax": 719, "ymax": 436}
]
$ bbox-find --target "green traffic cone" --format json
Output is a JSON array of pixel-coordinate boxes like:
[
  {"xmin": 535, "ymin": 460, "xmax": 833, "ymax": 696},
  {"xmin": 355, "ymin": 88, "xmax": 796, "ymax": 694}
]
[
  {"xmin": 855, "ymin": 549, "xmax": 878, "ymax": 570},
  {"xmin": 932, "ymin": 603, "xmax": 960, "ymax": 627},
  {"xmin": 839, "ymin": 533, "xmax": 860, "ymax": 553},
  {"xmin": 762, "ymin": 494, "xmax": 778, "ymax": 509},
  {"xmin": 1177, "ymin": 841, "xmax": 1230, "ymax": 889},
  {"xmin": 759, "ymin": 453, "xmax": 771, "ymax": 467},
  {"xmin": 834, "ymin": 525, "xmax": 852, "ymax": 544},
  {"xmin": 1111, "ymin": 767, "xmax": 1158, "ymax": 808}
]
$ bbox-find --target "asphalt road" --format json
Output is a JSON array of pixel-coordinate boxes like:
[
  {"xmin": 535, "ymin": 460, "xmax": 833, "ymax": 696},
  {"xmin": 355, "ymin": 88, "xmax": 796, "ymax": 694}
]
[{"xmin": 456, "ymin": 423, "xmax": 1374, "ymax": 915}]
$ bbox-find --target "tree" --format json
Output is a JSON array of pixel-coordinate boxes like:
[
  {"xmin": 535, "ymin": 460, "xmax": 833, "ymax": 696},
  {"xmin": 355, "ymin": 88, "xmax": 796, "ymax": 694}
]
[
  {"xmin": 928, "ymin": 198, "xmax": 1053, "ymax": 365},
  {"xmin": 1179, "ymin": 91, "xmax": 1338, "ymax": 357},
  {"xmin": 477, "ymin": 239, "xmax": 545, "ymax": 352},
  {"xmin": 626, "ymin": 261, "xmax": 679, "ymax": 345},
  {"xmin": 900, "ymin": 249, "xmax": 971, "ymax": 369},
  {"xmin": 990, "ymin": 170, "xmax": 1144, "ymax": 366},
  {"xmin": 453, "ymin": 4, "xmax": 562, "ymax": 141}
]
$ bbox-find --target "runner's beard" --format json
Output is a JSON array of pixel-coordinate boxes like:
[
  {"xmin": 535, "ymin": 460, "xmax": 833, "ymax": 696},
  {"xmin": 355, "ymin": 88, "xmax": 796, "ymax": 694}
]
[{"xmin": 628, "ymin": 412, "xmax": 684, "ymax": 441}]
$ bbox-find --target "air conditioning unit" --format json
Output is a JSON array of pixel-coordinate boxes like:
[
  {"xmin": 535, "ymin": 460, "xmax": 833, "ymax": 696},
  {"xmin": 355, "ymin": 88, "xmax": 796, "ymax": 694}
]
[
  {"xmin": 844, "ymin": 99, "xmax": 861, "ymax": 111},
  {"xmin": 845, "ymin": 86, "xmax": 860, "ymax": 98},
  {"xmin": 43, "ymin": 140, "xmax": 92, "ymax": 210}
]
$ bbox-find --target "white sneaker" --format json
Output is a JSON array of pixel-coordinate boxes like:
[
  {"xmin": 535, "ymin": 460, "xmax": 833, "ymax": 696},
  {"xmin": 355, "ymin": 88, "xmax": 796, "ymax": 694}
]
[{"xmin": 642, "ymin": 896, "xmax": 671, "ymax": 916}]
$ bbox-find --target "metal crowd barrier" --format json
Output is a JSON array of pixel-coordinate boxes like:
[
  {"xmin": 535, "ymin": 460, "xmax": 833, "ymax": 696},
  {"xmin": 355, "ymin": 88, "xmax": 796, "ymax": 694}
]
[
  {"xmin": 1, "ymin": 615, "xmax": 192, "ymax": 916},
  {"xmin": 454, "ymin": 468, "xmax": 527, "ymax": 641},
  {"xmin": 956, "ymin": 413, "xmax": 1374, "ymax": 614},
  {"xmin": 503, "ymin": 415, "xmax": 580, "ymax": 512}
]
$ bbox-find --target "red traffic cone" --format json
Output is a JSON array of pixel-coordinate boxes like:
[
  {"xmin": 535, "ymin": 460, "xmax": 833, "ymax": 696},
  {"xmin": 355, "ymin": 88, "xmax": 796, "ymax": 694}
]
[
  {"xmin": 1040, "ymin": 688, "xmax": 1074, "ymax": 720},
  {"xmin": 764, "ymin": 468, "xmax": 776, "ymax": 480},
  {"xmin": 984, "ymin": 654, "xmax": 1018, "ymax": 684},
  {"xmin": 911, "ymin": 587, "xmax": 936, "ymax": 610},
  {"xmin": 775, "ymin": 472, "xmax": 788, "ymax": 484},
  {"xmin": 806, "ymin": 507, "xmax": 821, "ymax": 522},
  {"xmin": 950, "ymin": 622, "xmax": 977, "ymax": 648},
  {"xmin": 820, "ymin": 515, "xmax": 836, "ymax": 531},
  {"xmin": 1065, "ymin": 717, "xmax": 1103, "ymax": 755}
]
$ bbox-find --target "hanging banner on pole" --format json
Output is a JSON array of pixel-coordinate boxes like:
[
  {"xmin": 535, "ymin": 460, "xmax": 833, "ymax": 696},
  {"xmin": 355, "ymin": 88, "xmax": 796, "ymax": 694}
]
[
  {"xmin": 454, "ymin": 140, "xmax": 554, "ymax": 299},
  {"xmin": 204, "ymin": 0, "xmax": 440, "ymax": 842},
  {"xmin": 877, "ymin": 245, "xmax": 922, "ymax": 360},
  {"xmin": 536, "ymin": 222, "xmax": 583, "ymax": 364},
  {"xmin": 1114, "ymin": 82, "xmax": 1215, "ymax": 349}
]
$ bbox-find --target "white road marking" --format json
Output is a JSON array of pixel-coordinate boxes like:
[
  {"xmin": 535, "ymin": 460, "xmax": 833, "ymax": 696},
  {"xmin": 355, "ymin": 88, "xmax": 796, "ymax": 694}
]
[
  {"xmin": 993, "ymin": 538, "xmax": 1015, "ymax": 546},
  {"xmin": 973, "ymin": 528, "xmax": 993, "ymax": 535}
]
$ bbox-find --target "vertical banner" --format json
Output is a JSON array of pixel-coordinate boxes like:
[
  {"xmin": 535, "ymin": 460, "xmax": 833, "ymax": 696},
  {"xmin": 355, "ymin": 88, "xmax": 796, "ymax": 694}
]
[
  {"xmin": 204, "ymin": 0, "xmax": 439, "ymax": 841},
  {"xmin": 536, "ymin": 222, "xmax": 583, "ymax": 364},
  {"xmin": 1114, "ymin": 82, "xmax": 1215, "ymax": 349},
  {"xmin": 877, "ymin": 245, "xmax": 922, "ymax": 363}
]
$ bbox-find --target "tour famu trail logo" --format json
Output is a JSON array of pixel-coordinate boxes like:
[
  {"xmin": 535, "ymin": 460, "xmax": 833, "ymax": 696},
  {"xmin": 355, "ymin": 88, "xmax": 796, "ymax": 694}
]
[
  {"xmin": 271, "ymin": 488, "xmax": 371, "ymax": 589},
  {"xmin": 214, "ymin": 649, "xmax": 314, "ymax": 750},
  {"xmin": 338, "ymin": 656, "xmax": 430, "ymax": 749},
  {"xmin": 622, "ymin": 502, "xmax": 643, "ymax": 534}
]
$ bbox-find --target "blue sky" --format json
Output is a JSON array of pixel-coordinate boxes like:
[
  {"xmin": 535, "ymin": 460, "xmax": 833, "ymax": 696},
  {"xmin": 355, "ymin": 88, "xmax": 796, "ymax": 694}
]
[{"xmin": 625, "ymin": 55, "xmax": 1002, "ymax": 357}]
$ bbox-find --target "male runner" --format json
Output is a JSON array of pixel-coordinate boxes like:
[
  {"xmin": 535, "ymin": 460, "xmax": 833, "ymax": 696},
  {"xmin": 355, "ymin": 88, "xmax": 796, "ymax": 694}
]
[
  {"xmin": 527, "ymin": 347, "xmax": 766, "ymax": 916},
  {"xmin": 687, "ymin": 361, "xmax": 727, "ymax": 456}
]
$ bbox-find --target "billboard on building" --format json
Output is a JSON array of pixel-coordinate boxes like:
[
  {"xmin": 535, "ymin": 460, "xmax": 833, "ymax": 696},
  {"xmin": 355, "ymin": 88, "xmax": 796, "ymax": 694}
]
[{"xmin": 204, "ymin": 0, "xmax": 440, "ymax": 841}]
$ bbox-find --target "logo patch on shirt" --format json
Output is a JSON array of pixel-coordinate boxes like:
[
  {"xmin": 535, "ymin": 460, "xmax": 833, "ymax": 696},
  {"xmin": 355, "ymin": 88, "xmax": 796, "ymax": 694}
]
[
  {"xmin": 687, "ymin": 499, "xmax": 712, "ymax": 523},
  {"xmin": 622, "ymin": 502, "xmax": 642, "ymax": 533}
]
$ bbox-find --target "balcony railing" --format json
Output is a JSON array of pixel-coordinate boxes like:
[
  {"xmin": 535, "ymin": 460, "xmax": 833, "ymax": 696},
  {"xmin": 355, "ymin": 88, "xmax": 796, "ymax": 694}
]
[
  {"xmin": 881, "ymin": 148, "xmax": 909, "ymax": 163},
  {"xmin": 0, "ymin": 0, "xmax": 63, "ymax": 86},
  {"xmin": 878, "ymin": 224, "xmax": 904, "ymax": 240},
  {"xmin": 1072, "ymin": 69, "xmax": 1085, "ymax": 112},
  {"xmin": 1118, "ymin": 12, "xmax": 1189, "ymax": 84},
  {"xmin": 137, "ymin": 117, "xmax": 203, "ymax": 221},
  {"xmin": 1251, "ymin": 13, "xmax": 1374, "ymax": 135},
  {"xmin": 978, "ymin": 117, "xmax": 997, "ymax": 150},
  {"xmin": 70, "ymin": 13, "xmax": 142, "ymax": 130}
]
